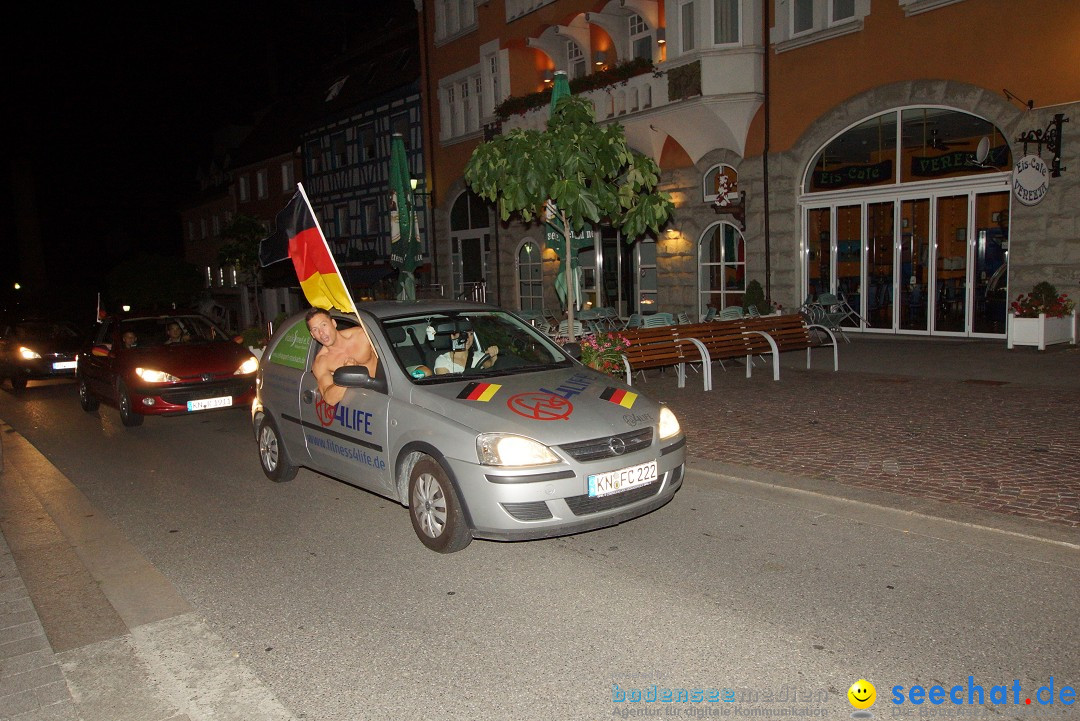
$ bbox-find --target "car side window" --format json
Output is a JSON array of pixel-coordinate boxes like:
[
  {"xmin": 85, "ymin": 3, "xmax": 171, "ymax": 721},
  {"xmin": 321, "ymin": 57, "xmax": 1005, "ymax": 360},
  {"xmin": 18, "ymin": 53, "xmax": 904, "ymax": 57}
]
[{"xmin": 266, "ymin": 319, "xmax": 313, "ymax": 370}]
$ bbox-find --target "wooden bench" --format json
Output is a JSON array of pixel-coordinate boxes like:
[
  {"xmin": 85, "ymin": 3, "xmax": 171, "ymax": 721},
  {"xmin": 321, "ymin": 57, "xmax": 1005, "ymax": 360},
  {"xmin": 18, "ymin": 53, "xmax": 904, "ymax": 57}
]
[
  {"xmin": 615, "ymin": 313, "xmax": 838, "ymax": 390},
  {"xmin": 739, "ymin": 314, "xmax": 838, "ymax": 378},
  {"xmin": 675, "ymin": 319, "xmax": 784, "ymax": 389},
  {"xmin": 617, "ymin": 325, "xmax": 698, "ymax": 389}
]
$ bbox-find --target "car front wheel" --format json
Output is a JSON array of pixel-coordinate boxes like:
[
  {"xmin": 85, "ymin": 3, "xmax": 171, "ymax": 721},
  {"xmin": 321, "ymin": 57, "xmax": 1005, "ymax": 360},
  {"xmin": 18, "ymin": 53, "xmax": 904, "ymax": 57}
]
[
  {"xmin": 408, "ymin": 457, "xmax": 472, "ymax": 553},
  {"xmin": 116, "ymin": 380, "xmax": 144, "ymax": 427},
  {"xmin": 78, "ymin": 379, "xmax": 99, "ymax": 412},
  {"xmin": 258, "ymin": 416, "xmax": 298, "ymax": 482},
  {"xmin": 10, "ymin": 374, "xmax": 27, "ymax": 391}
]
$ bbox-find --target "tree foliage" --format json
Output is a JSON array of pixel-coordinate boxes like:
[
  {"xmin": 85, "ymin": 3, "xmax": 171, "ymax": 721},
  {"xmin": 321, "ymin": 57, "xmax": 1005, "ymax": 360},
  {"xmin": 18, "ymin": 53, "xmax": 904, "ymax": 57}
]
[
  {"xmin": 464, "ymin": 95, "xmax": 673, "ymax": 244},
  {"xmin": 217, "ymin": 214, "xmax": 267, "ymax": 283}
]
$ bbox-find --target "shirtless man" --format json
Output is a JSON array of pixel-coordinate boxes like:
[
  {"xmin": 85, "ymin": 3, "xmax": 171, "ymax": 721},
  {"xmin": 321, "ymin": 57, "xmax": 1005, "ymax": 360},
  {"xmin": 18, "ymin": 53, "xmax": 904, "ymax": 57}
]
[{"xmin": 306, "ymin": 308, "xmax": 378, "ymax": 406}]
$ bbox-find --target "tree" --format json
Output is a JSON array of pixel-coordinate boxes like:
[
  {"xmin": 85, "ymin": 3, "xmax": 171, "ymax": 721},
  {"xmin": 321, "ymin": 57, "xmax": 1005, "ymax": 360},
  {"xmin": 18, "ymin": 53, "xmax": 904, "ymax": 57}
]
[
  {"xmin": 217, "ymin": 214, "xmax": 268, "ymax": 326},
  {"xmin": 464, "ymin": 95, "xmax": 674, "ymax": 339}
]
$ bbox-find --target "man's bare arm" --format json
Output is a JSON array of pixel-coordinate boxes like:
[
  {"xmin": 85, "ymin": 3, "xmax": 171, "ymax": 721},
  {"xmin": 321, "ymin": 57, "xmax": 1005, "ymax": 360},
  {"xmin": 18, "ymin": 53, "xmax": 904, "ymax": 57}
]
[{"xmin": 312, "ymin": 355, "xmax": 347, "ymax": 406}]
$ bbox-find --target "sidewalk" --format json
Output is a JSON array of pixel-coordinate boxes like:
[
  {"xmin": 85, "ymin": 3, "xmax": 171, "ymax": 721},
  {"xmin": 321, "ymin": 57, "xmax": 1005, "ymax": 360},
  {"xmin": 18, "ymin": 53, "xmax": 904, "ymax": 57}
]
[
  {"xmin": 0, "ymin": 333, "xmax": 1077, "ymax": 719},
  {"xmin": 0, "ymin": 421, "xmax": 296, "ymax": 721}
]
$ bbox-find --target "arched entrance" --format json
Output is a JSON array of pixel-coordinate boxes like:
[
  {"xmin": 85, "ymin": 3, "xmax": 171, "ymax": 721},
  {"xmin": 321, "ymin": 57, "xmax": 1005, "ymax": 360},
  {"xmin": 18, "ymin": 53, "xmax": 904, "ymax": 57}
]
[
  {"xmin": 801, "ymin": 107, "xmax": 1012, "ymax": 336},
  {"xmin": 449, "ymin": 190, "xmax": 493, "ymax": 301},
  {"xmin": 515, "ymin": 239, "xmax": 543, "ymax": 310},
  {"xmin": 698, "ymin": 221, "xmax": 746, "ymax": 319}
]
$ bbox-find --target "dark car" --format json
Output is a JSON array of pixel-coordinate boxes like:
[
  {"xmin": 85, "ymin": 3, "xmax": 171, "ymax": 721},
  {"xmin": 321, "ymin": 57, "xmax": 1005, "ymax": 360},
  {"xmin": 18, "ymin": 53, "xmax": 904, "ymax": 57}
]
[
  {"xmin": 0, "ymin": 319, "xmax": 82, "ymax": 390},
  {"xmin": 77, "ymin": 313, "xmax": 259, "ymax": 427}
]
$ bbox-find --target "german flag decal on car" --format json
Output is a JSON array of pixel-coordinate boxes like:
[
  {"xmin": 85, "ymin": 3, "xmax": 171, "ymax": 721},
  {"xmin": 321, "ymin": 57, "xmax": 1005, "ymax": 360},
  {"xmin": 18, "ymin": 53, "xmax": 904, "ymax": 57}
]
[
  {"xmin": 600, "ymin": 386, "xmax": 638, "ymax": 409},
  {"xmin": 457, "ymin": 382, "xmax": 502, "ymax": 402}
]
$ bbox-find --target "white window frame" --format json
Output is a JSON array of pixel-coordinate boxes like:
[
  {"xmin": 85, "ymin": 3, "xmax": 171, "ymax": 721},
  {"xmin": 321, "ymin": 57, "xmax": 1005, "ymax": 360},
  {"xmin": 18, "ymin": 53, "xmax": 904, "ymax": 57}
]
[
  {"xmin": 773, "ymin": 0, "xmax": 869, "ymax": 53},
  {"xmin": 712, "ymin": 0, "xmax": 740, "ymax": 46},
  {"xmin": 438, "ymin": 65, "xmax": 483, "ymax": 141},
  {"xmin": 434, "ymin": 0, "xmax": 478, "ymax": 43},
  {"xmin": 680, "ymin": 0, "xmax": 696, "ymax": 52},
  {"xmin": 281, "ymin": 161, "xmax": 294, "ymax": 193},
  {"xmin": 256, "ymin": 169, "xmax": 268, "ymax": 200}
]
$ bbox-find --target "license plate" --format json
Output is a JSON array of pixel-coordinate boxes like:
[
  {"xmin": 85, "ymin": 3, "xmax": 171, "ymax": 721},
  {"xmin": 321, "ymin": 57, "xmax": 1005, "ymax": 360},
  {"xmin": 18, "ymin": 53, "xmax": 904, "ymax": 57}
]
[
  {"xmin": 587, "ymin": 460, "xmax": 658, "ymax": 498},
  {"xmin": 52, "ymin": 361, "xmax": 77, "ymax": 370},
  {"xmin": 187, "ymin": 396, "xmax": 232, "ymax": 411}
]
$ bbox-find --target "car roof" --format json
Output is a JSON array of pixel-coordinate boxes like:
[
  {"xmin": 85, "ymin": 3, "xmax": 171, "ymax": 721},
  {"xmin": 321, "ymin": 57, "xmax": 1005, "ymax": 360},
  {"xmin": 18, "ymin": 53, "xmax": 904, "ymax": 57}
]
[{"xmin": 320, "ymin": 300, "xmax": 502, "ymax": 322}]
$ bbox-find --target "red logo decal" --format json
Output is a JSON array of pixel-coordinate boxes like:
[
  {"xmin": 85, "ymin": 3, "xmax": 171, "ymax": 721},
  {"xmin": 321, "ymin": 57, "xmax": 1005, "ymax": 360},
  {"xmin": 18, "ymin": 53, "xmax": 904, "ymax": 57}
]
[
  {"xmin": 315, "ymin": 397, "xmax": 336, "ymax": 427},
  {"xmin": 507, "ymin": 392, "xmax": 573, "ymax": 421}
]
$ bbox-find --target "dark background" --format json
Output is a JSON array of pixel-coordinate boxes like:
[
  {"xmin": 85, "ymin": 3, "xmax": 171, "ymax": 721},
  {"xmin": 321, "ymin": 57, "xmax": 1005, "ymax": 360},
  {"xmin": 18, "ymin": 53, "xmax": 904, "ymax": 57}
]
[{"xmin": 2, "ymin": 1, "xmax": 388, "ymax": 320}]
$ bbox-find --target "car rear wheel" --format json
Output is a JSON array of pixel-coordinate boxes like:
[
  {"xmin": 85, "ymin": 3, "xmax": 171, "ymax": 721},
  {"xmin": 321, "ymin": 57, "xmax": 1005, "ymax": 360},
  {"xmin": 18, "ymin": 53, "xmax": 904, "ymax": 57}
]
[
  {"xmin": 78, "ymin": 379, "xmax": 99, "ymax": 412},
  {"xmin": 10, "ymin": 374, "xmax": 27, "ymax": 391},
  {"xmin": 116, "ymin": 380, "xmax": 144, "ymax": 427},
  {"xmin": 258, "ymin": 416, "xmax": 297, "ymax": 482},
  {"xmin": 408, "ymin": 457, "xmax": 472, "ymax": 553}
]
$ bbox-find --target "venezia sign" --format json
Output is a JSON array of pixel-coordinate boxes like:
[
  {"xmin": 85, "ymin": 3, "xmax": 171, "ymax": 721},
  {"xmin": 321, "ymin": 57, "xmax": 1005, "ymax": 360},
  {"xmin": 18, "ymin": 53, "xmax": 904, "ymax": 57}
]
[{"xmin": 1013, "ymin": 154, "xmax": 1050, "ymax": 206}]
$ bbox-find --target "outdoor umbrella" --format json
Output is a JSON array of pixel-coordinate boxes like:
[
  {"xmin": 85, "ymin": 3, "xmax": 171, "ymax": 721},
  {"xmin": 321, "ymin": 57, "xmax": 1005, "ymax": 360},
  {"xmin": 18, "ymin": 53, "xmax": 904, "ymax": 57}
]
[{"xmin": 389, "ymin": 133, "xmax": 423, "ymax": 300}]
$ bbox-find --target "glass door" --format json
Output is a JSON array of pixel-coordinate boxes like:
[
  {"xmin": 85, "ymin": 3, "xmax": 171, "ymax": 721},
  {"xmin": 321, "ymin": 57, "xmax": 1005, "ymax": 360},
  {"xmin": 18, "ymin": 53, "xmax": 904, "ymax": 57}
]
[
  {"xmin": 836, "ymin": 205, "xmax": 862, "ymax": 327},
  {"xmin": 934, "ymin": 195, "xmax": 969, "ymax": 333},
  {"xmin": 973, "ymin": 192, "xmax": 1009, "ymax": 335},
  {"xmin": 806, "ymin": 208, "xmax": 831, "ymax": 301},
  {"xmin": 866, "ymin": 201, "xmax": 895, "ymax": 329},
  {"xmin": 899, "ymin": 199, "xmax": 930, "ymax": 332}
]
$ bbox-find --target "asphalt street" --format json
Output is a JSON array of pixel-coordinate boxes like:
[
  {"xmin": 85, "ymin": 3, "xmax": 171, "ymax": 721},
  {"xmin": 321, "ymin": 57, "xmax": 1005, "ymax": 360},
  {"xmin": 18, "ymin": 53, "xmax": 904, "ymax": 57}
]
[{"xmin": 0, "ymin": 338, "xmax": 1078, "ymax": 720}]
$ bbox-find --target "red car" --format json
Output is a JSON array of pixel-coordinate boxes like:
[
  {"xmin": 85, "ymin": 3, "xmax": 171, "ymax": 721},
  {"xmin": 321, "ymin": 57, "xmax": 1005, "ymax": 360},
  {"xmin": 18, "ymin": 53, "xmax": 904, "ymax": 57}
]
[{"xmin": 77, "ymin": 313, "xmax": 258, "ymax": 427}]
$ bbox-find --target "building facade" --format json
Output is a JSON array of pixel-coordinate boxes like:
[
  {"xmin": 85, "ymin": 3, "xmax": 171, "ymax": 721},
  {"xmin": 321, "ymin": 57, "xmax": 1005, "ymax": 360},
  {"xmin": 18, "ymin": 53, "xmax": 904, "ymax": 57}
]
[{"xmin": 417, "ymin": 0, "xmax": 1079, "ymax": 337}]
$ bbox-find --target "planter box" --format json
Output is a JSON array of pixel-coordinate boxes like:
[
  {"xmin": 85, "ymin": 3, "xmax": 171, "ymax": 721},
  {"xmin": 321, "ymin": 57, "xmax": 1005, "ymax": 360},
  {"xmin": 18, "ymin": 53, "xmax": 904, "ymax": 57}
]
[{"xmin": 1006, "ymin": 311, "xmax": 1077, "ymax": 350}]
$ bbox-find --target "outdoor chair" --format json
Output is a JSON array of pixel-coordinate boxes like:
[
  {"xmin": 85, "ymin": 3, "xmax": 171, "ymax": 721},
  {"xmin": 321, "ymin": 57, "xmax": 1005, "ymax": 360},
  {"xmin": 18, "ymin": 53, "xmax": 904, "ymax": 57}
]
[
  {"xmin": 702, "ymin": 307, "xmax": 718, "ymax": 322},
  {"xmin": 718, "ymin": 306, "xmax": 744, "ymax": 321},
  {"xmin": 555, "ymin": 319, "xmax": 586, "ymax": 340},
  {"xmin": 676, "ymin": 311, "xmax": 692, "ymax": 325},
  {"xmin": 625, "ymin": 313, "xmax": 644, "ymax": 329},
  {"xmin": 810, "ymin": 293, "xmax": 851, "ymax": 342},
  {"xmin": 642, "ymin": 312, "xmax": 674, "ymax": 327}
]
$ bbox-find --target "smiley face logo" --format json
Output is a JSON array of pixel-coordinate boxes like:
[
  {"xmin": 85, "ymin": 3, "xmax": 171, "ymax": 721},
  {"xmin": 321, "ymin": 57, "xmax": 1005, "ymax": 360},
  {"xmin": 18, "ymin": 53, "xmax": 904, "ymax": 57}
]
[{"xmin": 848, "ymin": 679, "xmax": 876, "ymax": 710}]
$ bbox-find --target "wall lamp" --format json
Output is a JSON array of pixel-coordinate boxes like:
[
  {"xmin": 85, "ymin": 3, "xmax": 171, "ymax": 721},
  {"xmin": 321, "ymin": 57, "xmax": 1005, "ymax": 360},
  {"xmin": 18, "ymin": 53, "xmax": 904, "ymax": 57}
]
[
  {"xmin": 542, "ymin": 69, "xmax": 554, "ymax": 84},
  {"xmin": 594, "ymin": 50, "xmax": 607, "ymax": 67},
  {"xmin": 656, "ymin": 28, "xmax": 666, "ymax": 44}
]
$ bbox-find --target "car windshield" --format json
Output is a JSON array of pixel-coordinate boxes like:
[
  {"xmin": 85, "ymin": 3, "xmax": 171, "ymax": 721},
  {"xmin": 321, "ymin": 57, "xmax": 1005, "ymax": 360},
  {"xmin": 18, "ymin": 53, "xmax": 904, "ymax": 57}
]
[
  {"xmin": 119, "ymin": 316, "xmax": 229, "ymax": 348},
  {"xmin": 14, "ymin": 321, "xmax": 79, "ymax": 341},
  {"xmin": 382, "ymin": 310, "xmax": 571, "ymax": 382}
]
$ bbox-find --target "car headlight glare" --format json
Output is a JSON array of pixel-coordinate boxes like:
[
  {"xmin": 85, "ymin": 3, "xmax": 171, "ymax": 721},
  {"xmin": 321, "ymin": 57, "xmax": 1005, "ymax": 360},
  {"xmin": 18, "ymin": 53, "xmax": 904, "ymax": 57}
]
[
  {"xmin": 18, "ymin": 346, "xmax": 41, "ymax": 360},
  {"xmin": 658, "ymin": 406, "xmax": 681, "ymax": 440},
  {"xmin": 236, "ymin": 356, "xmax": 259, "ymax": 375},
  {"xmin": 476, "ymin": 433, "xmax": 560, "ymax": 467},
  {"xmin": 135, "ymin": 367, "xmax": 179, "ymax": 383}
]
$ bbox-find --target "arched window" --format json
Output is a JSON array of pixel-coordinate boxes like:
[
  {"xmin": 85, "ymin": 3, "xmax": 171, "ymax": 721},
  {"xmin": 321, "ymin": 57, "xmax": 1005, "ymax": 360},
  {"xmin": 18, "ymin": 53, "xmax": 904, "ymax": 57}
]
[
  {"xmin": 449, "ymin": 190, "xmax": 493, "ymax": 300},
  {"xmin": 699, "ymin": 222, "xmax": 745, "ymax": 317},
  {"xmin": 516, "ymin": 240, "xmax": 544, "ymax": 310},
  {"xmin": 703, "ymin": 164, "xmax": 739, "ymax": 203},
  {"xmin": 805, "ymin": 107, "xmax": 1010, "ymax": 193}
]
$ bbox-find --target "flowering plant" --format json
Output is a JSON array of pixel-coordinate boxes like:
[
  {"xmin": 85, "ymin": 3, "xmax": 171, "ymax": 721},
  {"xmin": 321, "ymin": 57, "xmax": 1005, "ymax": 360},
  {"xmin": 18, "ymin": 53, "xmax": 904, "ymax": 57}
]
[
  {"xmin": 578, "ymin": 331, "xmax": 631, "ymax": 376},
  {"xmin": 770, "ymin": 300, "xmax": 784, "ymax": 314},
  {"xmin": 1010, "ymin": 282, "xmax": 1076, "ymax": 318}
]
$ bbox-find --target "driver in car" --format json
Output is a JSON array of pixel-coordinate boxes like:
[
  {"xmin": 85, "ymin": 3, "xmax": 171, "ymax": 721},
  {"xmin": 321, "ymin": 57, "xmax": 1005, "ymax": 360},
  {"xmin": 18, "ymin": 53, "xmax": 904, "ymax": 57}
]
[
  {"xmin": 434, "ymin": 330, "xmax": 498, "ymax": 375},
  {"xmin": 306, "ymin": 308, "xmax": 379, "ymax": 405}
]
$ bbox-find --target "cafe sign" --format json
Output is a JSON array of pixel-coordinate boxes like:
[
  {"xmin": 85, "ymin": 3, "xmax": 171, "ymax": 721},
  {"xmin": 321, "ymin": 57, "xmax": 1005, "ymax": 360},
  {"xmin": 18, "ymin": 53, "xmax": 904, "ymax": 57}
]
[{"xmin": 1013, "ymin": 154, "xmax": 1050, "ymax": 206}]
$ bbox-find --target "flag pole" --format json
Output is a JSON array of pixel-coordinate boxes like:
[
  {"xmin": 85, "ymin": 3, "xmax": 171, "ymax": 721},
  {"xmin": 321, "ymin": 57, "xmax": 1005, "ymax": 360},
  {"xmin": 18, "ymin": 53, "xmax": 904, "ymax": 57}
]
[{"xmin": 294, "ymin": 183, "xmax": 374, "ymax": 354}]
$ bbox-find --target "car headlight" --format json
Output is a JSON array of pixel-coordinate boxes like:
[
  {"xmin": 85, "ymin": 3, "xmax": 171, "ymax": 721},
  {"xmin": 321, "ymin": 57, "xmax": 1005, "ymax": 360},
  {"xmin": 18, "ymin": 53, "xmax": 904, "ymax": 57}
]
[
  {"xmin": 135, "ymin": 367, "xmax": 180, "ymax": 383},
  {"xmin": 658, "ymin": 406, "xmax": 681, "ymax": 440},
  {"xmin": 18, "ymin": 346, "xmax": 41, "ymax": 360},
  {"xmin": 235, "ymin": 356, "xmax": 259, "ymax": 375},
  {"xmin": 476, "ymin": 433, "xmax": 560, "ymax": 467}
]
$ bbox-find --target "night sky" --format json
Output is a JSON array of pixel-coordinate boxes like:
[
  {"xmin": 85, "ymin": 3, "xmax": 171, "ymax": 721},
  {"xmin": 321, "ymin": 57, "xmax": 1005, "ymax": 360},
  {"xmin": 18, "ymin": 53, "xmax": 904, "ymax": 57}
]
[{"xmin": 3, "ymin": 1, "xmax": 390, "ymax": 316}]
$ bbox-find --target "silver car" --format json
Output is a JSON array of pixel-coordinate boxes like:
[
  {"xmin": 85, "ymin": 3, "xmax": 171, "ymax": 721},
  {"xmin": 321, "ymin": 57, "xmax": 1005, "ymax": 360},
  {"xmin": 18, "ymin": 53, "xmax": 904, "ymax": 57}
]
[{"xmin": 252, "ymin": 302, "xmax": 685, "ymax": 553}]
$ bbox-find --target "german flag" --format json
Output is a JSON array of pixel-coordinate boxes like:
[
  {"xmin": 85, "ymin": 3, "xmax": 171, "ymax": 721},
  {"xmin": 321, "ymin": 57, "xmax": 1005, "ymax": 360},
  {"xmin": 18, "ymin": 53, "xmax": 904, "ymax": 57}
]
[
  {"xmin": 457, "ymin": 382, "xmax": 501, "ymax": 402},
  {"xmin": 259, "ymin": 185, "xmax": 355, "ymax": 313},
  {"xmin": 600, "ymin": 386, "xmax": 638, "ymax": 409}
]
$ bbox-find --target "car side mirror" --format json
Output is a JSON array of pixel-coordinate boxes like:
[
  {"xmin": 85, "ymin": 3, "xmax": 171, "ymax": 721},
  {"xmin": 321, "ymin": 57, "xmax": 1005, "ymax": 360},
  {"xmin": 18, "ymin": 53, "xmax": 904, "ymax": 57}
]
[
  {"xmin": 563, "ymin": 342, "xmax": 582, "ymax": 360},
  {"xmin": 333, "ymin": 365, "xmax": 387, "ymax": 394}
]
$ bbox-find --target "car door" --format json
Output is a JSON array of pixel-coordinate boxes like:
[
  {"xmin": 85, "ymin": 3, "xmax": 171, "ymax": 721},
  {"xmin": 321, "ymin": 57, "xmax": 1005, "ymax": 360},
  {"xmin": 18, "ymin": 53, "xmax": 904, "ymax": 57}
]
[
  {"xmin": 79, "ymin": 320, "xmax": 116, "ymax": 399},
  {"xmin": 298, "ymin": 318, "xmax": 392, "ymax": 495}
]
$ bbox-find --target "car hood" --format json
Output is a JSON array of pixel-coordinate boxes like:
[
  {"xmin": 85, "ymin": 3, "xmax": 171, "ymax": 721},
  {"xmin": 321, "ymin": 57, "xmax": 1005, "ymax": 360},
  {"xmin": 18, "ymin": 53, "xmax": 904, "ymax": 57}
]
[
  {"xmin": 408, "ymin": 366, "xmax": 662, "ymax": 444},
  {"xmin": 117, "ymin": 343, "xmax": 255, "ymax": 378},
  {"xmin": 17, "ymin": 337, "xmax": 81, "ymax": 355}
]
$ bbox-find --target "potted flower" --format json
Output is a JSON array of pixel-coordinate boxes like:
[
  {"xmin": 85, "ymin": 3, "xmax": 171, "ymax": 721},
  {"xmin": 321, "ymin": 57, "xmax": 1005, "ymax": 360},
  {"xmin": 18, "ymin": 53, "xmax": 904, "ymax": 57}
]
[
  {"xmin": 578, "ymin": 331, "xmax": 631, "ymax": 376},
  {"xmin": 1007, "ymin": 281, "xmax": 1077, "ymax": 350}
]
